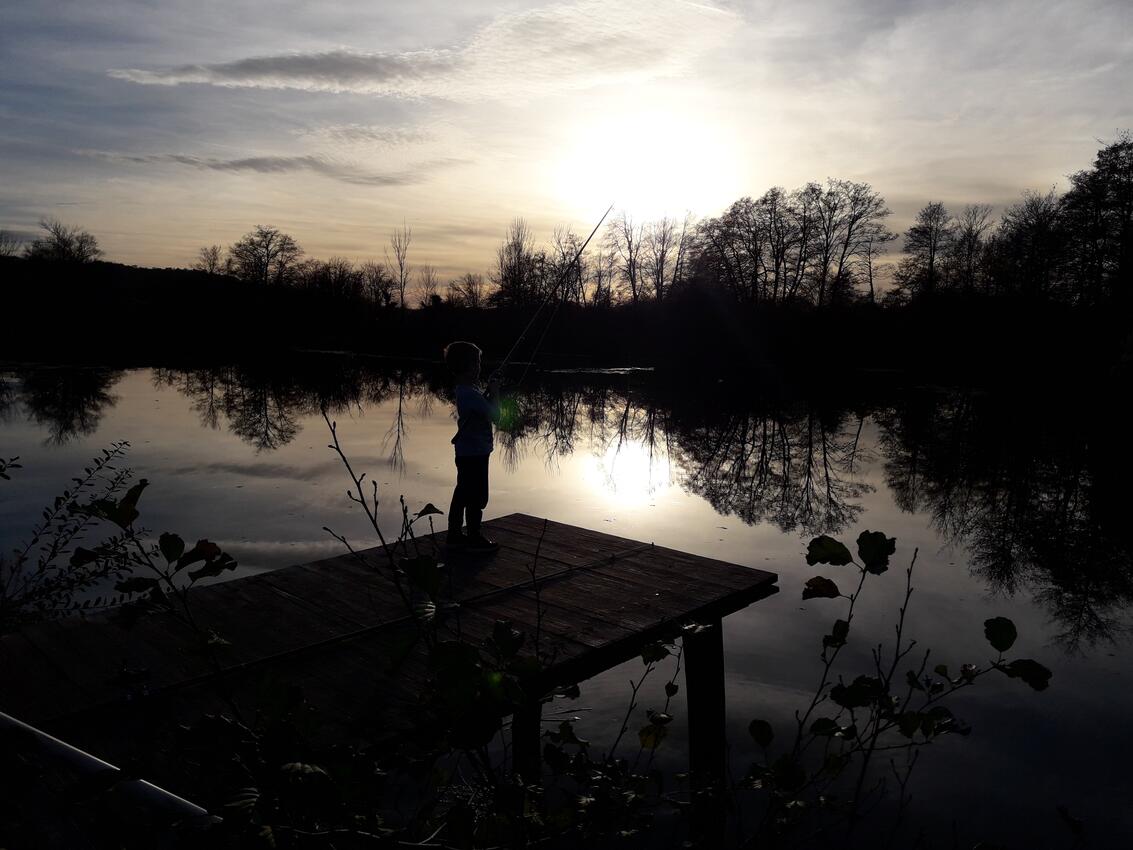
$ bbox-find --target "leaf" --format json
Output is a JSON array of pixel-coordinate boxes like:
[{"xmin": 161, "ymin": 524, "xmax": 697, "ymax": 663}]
[
  {"xmin": 809, "ymin": 718, "xmax": 839, "ymax": 737},
  {"xmin": 984, "ymin": 617, "xmax": 1018, "ymax": 653},
  {"xmin": 1000, "ymin": 659, "xmax": 1052, "ymax": 691},
  {"xmin": 896, "ymin": 712, "xmax": 923, "ymax": 738},
  {"xmin": 823, "ymin": 619, "xmax": 850, "ymax": 649},
  {"xmin": 638, "ymin": 723, "xmax": 668, "ymax": 750},
  {"xmin": 70, "ymin": 547, "xmax": 101, "ymax": 567},
  {"xmin": 176, "ymin": 539, "xmax": 222, "ymax": 572},
  {"xmin": 769, "ymin": 755, "xmax": 806, "ymax": 792},
  {"xmin": 934, "ymin": 664, "xmax": 949, "ymax": 678},
  {"xmin": 802, "ymin": 576, "xmax": 840, "ymax": 600},
  {"xmin": 748, "ymin": 718, "xmax": 773, "ymax": 748},
  {"xmin": 115, "ymin": 576, "xmax": 159, "ymax": 594},
  {"xmin": 647, "ymin": 710, "xmax": 673, "ymax": 726},
  {"xmin": 416, "ymin": 502, "xmax": 444, "ymax": 517},
  {"xmin": 640, "ymin": 642, "xmax": 670, "ymax": 664},
  {"xmin": 905, "ymin": 670, "xmax": 924, "ymax": 691},
  {"xmin": 412, "ymin": 599, "xmax": 437, "ymax": 623},
  {"xmin": 93, "ymin": 478, "xmax": 149, "ymax": 529},
  {"xmin": 403, "ymin": 555, "xmax": 442, "ymax": 598},
  {"xmin": 159, "ymin": 532, "xmax": 185, "ymax": 564},
  {"xmin": 280, "ymin": 762, "xmax": 329, "ymax": 779},
  {"xmin": 831, "ymin": 675, "xmax": 886, "ymax": 709},
  {"xmin": 856, "ymin": 530, "xmax": 896, "ymax": 574},
  {"xmin": 187, "ymin": 552, "xmax": 237, "ymax": 581},
  {"xmin": 805, "ymin": 535, "xmax": 852, "ymax": 567},
  {"xmin": 665, "ymin": 681, "xmax": 679, "ymax": 698}
]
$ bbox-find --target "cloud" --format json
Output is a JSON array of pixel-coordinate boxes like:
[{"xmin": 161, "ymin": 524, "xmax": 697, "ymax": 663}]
[
  {"xmin": 293, "ymin": 124, "xmax": 433, "ymax": 146},
  {"xmin": 83, "ymin": 150, "xmax": 467, "ymax": 186},
  {"xmin": 107, "ymin": 0, "xmax": 740, "ymax": 100}
]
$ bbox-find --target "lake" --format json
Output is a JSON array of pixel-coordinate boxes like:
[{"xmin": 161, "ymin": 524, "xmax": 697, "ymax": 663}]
[{"xmin": 1, "ymin": 356, "xmax": 1130, "ymax": 845}]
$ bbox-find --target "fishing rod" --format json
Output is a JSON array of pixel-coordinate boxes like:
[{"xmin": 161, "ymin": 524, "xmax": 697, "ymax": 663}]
[{"xmin": 491, "ymin": 203, "xmax": 614, "ymax": 382}]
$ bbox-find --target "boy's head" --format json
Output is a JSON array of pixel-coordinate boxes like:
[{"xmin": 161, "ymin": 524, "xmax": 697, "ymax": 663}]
[{"xmin": 444, "ymin": 340, "xmax": 482, "ymax": 381}]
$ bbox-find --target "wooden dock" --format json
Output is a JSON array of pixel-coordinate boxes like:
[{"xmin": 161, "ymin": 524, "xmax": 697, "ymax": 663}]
[{"xmin": 1, "ymin": 513, "xmax": 777, "ymax": 782}]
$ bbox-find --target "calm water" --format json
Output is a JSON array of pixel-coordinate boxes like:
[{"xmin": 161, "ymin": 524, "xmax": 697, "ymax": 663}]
[{"xmin": 1, "ymin": 358, "xmax": 1130, "ymax": 845}]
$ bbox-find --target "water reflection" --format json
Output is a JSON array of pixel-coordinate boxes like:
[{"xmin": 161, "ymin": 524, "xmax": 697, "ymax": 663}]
[
  {"xmin": 12, "ymin": 367, "xmax": 123, "ymax": 445},
  {"xmin": 878, "ymin": 391, "xmax": 1133, "ymax": 652},
  {"xmin": 2, "ymin": 361, "xmax": 1130, "ymax": 650}
]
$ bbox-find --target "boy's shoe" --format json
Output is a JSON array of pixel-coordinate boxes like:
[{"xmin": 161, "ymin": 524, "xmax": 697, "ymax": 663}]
[{"xmin": 464, "ymin": 533, "xmax": 499, "ymax": 553}]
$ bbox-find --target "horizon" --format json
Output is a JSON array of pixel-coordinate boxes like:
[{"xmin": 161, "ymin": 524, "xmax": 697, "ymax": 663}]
[{"xmin": 2, "ymin": 0, "xmax": 1130, "ymax": 276}]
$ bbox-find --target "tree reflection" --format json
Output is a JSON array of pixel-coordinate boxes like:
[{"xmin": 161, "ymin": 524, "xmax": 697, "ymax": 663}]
[
  {"xmin": 877, "ymin": 390, "xmax": 1133, "ymax": 651},
  {"xmin": 16, "ymin": 367, "xmax": 124, "ymax": 444},
  {"xmin": 8, "ymin": 360, "xmax": 1127, "ymax": 651}
]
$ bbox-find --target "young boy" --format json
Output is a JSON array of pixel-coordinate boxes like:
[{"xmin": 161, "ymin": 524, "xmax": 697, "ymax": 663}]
[{"xmin": 444, "ymin": 340, "xmax": 501, "ymax": 551}]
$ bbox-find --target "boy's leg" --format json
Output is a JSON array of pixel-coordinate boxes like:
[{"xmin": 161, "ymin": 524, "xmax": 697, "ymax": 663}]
[
  {"xmin": 448, "ymin": 457, "xmax": 467, "ymax": 540},
  {"xmin": 465, "ymin": 456, "xmax": 487, "ymax": 536},
  {"xmin": 465, "ymin": 456, "xmax": 496, "ymax": 551}
]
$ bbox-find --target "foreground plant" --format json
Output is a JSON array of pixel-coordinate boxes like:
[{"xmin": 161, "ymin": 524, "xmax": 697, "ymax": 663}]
[{"xmin": 738, "ymin": 531, "xmax": 1053, "ymax": 846}]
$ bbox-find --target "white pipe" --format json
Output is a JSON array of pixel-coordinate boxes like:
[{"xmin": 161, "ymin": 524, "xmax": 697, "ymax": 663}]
[{"xmin": 0, "ymin": 710, "xmax": 214, "ymax": 827}]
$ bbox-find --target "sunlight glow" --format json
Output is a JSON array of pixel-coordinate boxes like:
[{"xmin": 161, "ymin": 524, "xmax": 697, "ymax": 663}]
[
  {"xmin": 582, "ymin": 437, "xmax": 672, "ymax": 508},
  {"xmin": 552, "ymin": 109, "xmax": 744, "ymax": 220}
]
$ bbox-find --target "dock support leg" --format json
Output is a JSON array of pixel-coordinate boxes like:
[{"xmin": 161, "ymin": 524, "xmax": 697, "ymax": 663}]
[
  {"xmin": 683, "ymin": 617, "xmax": 726, "ymax": 845},
  {"xmin": 511, "ymin": 700, "xmax": 542, "ymax": 784}
]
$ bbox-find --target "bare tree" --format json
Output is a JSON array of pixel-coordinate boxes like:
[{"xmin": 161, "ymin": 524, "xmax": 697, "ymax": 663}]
[
  {"xmin": 385, "ymin": 223, "xmax": 412, "ymax": 309},
  {"xmin": 607, "ymin": 212, "xmax": 643, "ymax": 303},
  {"xmin": 24, "ymin": 218, "xmax": 102, "ymax": 263},
  {"xmin": 588, "ymin": 248, "xmax": 617, "ymax": 307},
  {"xmin": 895, "ymin": 202, "xmax": 955, "ymax": 296},
  {"xmin": 361, "ymin": 260, "xmax": 396, "ymax": 307},
  {"xmin": 417, "ymin": 264, "xmax": 440, "ymax": 307},
  {"xmin": 449, "ymin": 272, "xmax": 487, "ymax": 308},
  {"xmin": 951, "ymin": 203, "xmax": 993, "ymax": 292},
  {"xmin": 643, "ymin": 217, "xmax": 678, "ymax": 302},
  {"xmin": 550, "ymin": 226, "xmax": 586, "ymax": 305},
  {"xmin": 491, "ymin": 217, "xmax": 542, "ymax": 306},
  {"xmin": 228, "ymin": 225, "xmax": 302, "ymax": 286},
  {"xmin": 193, "ymin": 244, "xmax": 225, "ymax": 274},
  {"xmin": 0, "ymin": 230, "xmax": 22, "ymax": 258}
]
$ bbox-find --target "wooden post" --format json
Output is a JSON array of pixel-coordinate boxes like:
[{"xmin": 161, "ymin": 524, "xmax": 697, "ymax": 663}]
[
  {"xmin": 511, "ymin": 700, "xmax": 542, "ymax": 783},
  {"xmin": 683, "ymin": 617, "xmax": 726, "ymax": 844}
]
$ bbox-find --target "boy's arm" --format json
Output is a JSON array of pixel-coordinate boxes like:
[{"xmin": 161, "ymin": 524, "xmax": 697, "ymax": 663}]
[
  {"xmin": 460, "ymin": 384, "xmax": 502, "ymax": 425},
  {"xmin": 485, "ymin": 379, "xmax": 502, "ymax": 425}
]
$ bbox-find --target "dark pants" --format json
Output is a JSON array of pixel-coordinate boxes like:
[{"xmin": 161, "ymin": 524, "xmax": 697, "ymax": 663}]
[{"xmin": 449, "ymin": 454, "xmax": 489, "ymax": 536}]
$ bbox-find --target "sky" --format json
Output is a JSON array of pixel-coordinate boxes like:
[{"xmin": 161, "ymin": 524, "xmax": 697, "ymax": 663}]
[{"xmin": 1, "ymin": 0, "xmax": 1130, "ymax": 276}]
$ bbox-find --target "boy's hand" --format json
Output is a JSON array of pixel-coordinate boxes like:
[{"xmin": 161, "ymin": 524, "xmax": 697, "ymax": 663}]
[{"xmin": 487, "ymin": 377, "xmax": 501, "ymax": 397}]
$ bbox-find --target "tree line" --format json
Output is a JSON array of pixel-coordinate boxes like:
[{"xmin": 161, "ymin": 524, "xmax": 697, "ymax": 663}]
[{"xmin": 3, "ymin": 133, "xmax": 1128, "ymax": 313}]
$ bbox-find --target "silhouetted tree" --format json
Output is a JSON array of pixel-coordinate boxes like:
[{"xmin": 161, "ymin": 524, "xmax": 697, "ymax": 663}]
[
  {"xmin": 417, "ymin": 265, "xmax": 439, "ymax": 308},
  {"xmin": 24, "ymin": 218, "xmax": 101, "ymax": 263},
  {"xmin": 386, "ymin": 223, "xmax": 412, "ymax": 309},
  {"xmin": 449, "ymin": 272, "xmax": 487, "ymax": 308},
  {"xmin": 948, "ymin": 204, "xmax": 993, "ymax": 293},
  {"xmin": 893, "ymin": 202, "xmax": 954, "ymax": 298},
  {"xmin": 1062, "ymin": 132, "xmax": 1133, "ymax": 307},
  {"xmin": 607, "ymin": 212, "xmax": 644, "ymax": 303},
  {"xmin": 491, "ymin": 217, "xmax": 543, "ymax": 306},
  {"xmin": 193, "ymin": 244, "xmax": 225, "ymax": 275},
  {"xmin": 988, "ymin": 189, "xmax": 1066, "ymax": 299},
  {"xmin": 0, "ymin": 230, "xmax": 21, "ymax": 258},
  {"xmin": 228, "ymin": 225, "xmax": 302, "ymax": 287},
  {"xmin": 362, "ymin": 260, "xmax": 396, "ymax": 307}
]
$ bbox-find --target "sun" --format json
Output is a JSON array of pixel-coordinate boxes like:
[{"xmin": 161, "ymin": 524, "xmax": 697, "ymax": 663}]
[
  {"xmin": 582, "ymin": 436, "xmax": 672, "ymax": 509},
  {"xmin": 552, "ymin": 108, "xmax": 744, "ymax": 221}
]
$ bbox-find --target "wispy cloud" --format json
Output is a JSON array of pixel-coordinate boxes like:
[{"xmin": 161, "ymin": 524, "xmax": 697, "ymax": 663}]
[
  {"xmin": 107, "ymin": 0, "xmax": 739, "ymax": 100},
  {"xmin": 83, "ymin": 150, "xmax": 468, "ymax": 186},
  {"xmin": 293, "ymin": 124, "xmax": 433, "ymax": 147}
]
